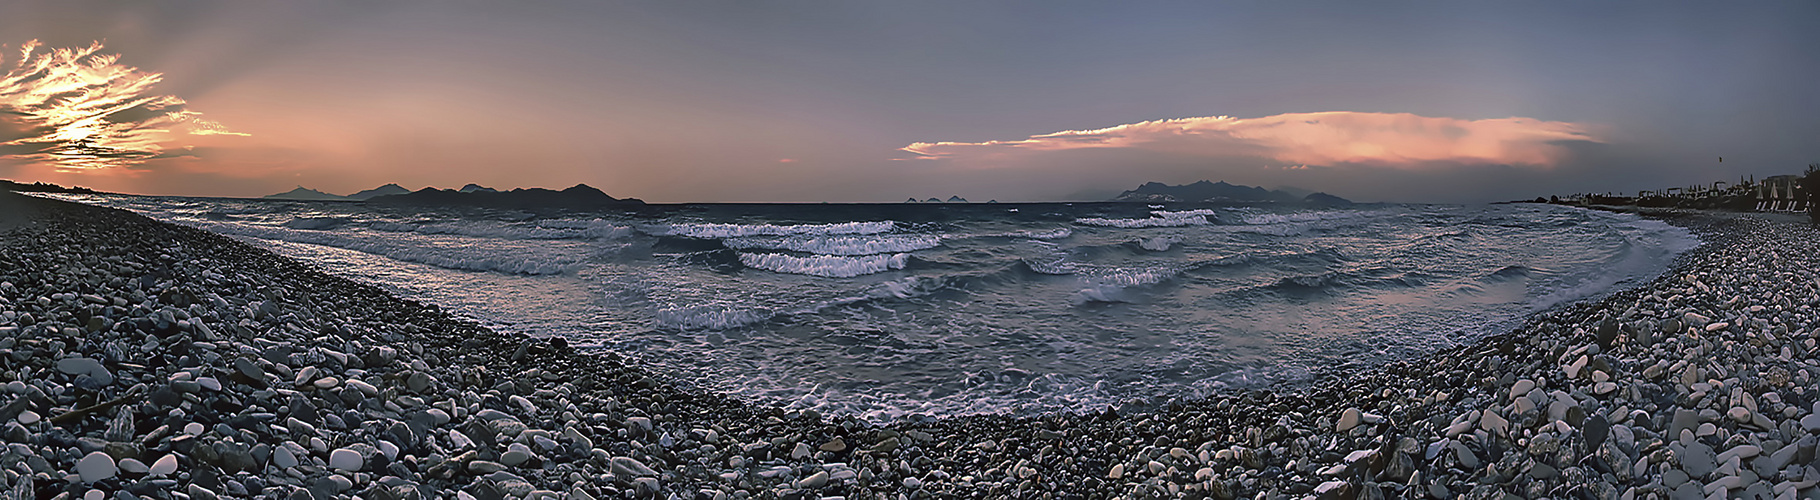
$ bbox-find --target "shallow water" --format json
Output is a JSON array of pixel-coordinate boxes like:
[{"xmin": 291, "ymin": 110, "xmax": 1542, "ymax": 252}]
[{"xmin": 53, "ymin": 195, "xmax": 1698, "ymax": 422}]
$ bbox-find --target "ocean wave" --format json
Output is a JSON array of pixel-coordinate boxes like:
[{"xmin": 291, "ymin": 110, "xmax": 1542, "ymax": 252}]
[
  {"xmin": 1022, "ymin": 259, "xmax": 1076, "ymax": 276},
  {"xmin": 1234, "ymin": 209, "xmax": 1374, "ymax": 225},
  {"xmin": 283, "ymin": 217, "xmax": 353, "ymax": 230},
  {"xmin": 1015, "ymin": 228, "xmax": 1073, "ymax": 240},
  {"xmin": 737, "ymin": 252, "xmax": 911, "ymax": 278},
  {"xmin": 724, "ymin": 235, "xmax": 941, "ymax": 256},
  {"xmin": 1075, "ymin": 212, "xmax": 1210, "ymax": 228},
  {"xmin": 1138, "ymin": 236, "xmax": 1178, "ymax": 252},
  {"xmin": 653, "ymin": 304, "xmax": 777, "ymax": 330},
  {"xmin": 1083, "ymin": 264, "xmax": 1191, "ymax": 288},
  {"xmin": 650, "ymin": 221, "xmax": 896, "ymax": 238},
  {"xmin": 653, "ymin": 277, "xmax": 948, "ymax": 331},
  {"xmin": 368, "ymin": 219, "xmax": 632, "ymax": 240},
  {"xmin": 1070, "ymin": 263, "xmax": 1199, "ymax": 304},
  {"xmin": 197, "ymin": 222, "xmax": 584, "ymax": 275}
]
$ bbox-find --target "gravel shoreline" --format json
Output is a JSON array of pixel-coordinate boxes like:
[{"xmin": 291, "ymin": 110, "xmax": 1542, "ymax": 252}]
[{"xmin": 3, "ymin": 192, "xmax": 1816, "ymax": 500}]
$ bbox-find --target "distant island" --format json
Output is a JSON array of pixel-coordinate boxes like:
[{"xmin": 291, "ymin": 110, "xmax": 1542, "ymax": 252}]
[
  {"xmin": 264, "ymin": 183, "xmax": 409, "ymax": 201},
  {"xmin": 366, "ymin": 184, "xmax": 642, "ymax": 208},
  {"xmin": 0, "ymin": 179, "xmax": 102, "ymax": 194},
  {"xmin": 904, "ymin": 196, "xmax": 971, "ymax": 203},
  {"xmin": 1114, "ymin": 180, "xmax": 1351, "ymax": 205},
  {"xmin": 262, "ymin": 183, "xmax": 642, "ymax": 208},
  {"xmin": 263, "ymin": 186, "xmax": 353, "ymax": 201}
]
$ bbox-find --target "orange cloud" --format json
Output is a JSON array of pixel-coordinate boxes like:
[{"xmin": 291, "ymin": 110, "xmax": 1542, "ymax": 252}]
[
  {"xmin": 0, "ymin": 40, "xmax": 243, "ymax": 171},
  {"xmin": 902, "ymin": 112, "xmax": 1601, "ymax": 169}
]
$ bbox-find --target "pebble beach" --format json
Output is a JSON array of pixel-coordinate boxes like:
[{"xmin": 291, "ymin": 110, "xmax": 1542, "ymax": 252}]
[{"xmin": 5, "ymin": 191, "xmax": 1820, "ymax": 500}]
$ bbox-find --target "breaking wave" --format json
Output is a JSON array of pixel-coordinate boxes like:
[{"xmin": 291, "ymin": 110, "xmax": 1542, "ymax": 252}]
[
  {"xmin": 651, "ymin": 221, "xmax": 896, "ymax": 238},
  {"xmin": 369, "ymin": 219, "xmax": 632, "ymax": 240},
  {"xmin": 723, "ymin": 235, "xmax": 941, "ymax": 256},
  {"xmin": 199, "ymin": 221, "xmax": 584, "ymax": 275},
  {"xmin": 736, "ymin": 252, "xmax": 912, "ymax": 278}
]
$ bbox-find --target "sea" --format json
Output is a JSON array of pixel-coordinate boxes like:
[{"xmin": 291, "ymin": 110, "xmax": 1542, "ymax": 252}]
[{"xmin": 46, "ymin": 194, "xmax": 1700, "ymax": 423}]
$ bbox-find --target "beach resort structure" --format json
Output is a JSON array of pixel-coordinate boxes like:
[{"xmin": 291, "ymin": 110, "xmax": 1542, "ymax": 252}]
[{"xmin": 1558, "ymin": 169, "xmax": 1813, "ymax": 213}]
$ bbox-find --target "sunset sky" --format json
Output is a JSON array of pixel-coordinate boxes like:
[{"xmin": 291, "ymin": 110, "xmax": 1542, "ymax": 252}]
[{"xmin": 2, "ymin": 1, "xmax": 1816, "ymax": 203}]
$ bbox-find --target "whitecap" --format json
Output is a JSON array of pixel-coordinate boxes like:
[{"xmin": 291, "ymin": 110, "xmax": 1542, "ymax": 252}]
[
  {"xmin": 737, "ymin": 252, "xmax": 911, "ymax": 278},
  {"xmin": 652, "ymin": 221, "xmax": 896, "ymax": 238},
  {"xmin": 723, "ymin": 234, "xmax": 941, "ymax": 256}
]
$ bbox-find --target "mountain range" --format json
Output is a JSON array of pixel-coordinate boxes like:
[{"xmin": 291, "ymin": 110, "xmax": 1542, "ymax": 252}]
[
  {"xmin": 367, "ymin": 184, "xmax": 641, "ymax": 208},
  {"xmin": 264, "ymin": 183, "xmax": 409, "ymax": 201},
  {"xmin": 263, "ymin": 183, "xmax": 641, "ymax": 207}
]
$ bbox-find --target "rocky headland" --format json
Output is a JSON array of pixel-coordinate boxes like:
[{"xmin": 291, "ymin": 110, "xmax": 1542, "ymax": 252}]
[{"xmin": 3, "ymin": 192, "xmax": 1818, "ymax": 499}]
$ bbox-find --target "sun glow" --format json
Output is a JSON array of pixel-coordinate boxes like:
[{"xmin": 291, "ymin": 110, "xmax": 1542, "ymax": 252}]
[{"xmin": 0, "ymin": 40, "xmax": 243, "ymax": 171}]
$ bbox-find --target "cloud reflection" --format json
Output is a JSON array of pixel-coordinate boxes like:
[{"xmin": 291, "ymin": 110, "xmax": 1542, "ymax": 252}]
[{"xmin": 0, "ymin": 40, "xmax": 243, "ymax": 171}]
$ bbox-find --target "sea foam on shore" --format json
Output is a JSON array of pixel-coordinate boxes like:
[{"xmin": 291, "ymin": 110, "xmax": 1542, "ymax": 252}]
[{"xmin": 4, "ymin": 192, "xmax": 1820, "ymax": 499}]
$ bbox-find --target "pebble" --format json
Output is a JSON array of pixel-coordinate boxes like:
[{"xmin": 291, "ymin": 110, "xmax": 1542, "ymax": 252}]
[
  {"xmin": 75, "ymin": 451, "xmax": 116, "ymax": 483},
  {"xmin": 1336, "ymin": 407, "xmax": 1363, "ymax": 432},
  {"xmin": 328, "ymin": 448, "xmax": 364, "ymax": 471},
  {"xmin": 10, "ymin": 195, "xmax": 1813, "ymax": 500},
  {"xmin": 795, "ymin": 470, "xmax": 829, "ymax": 489},
  {"xmin": 502, "ymin": 443, "xmax": 535, "ymax": 466},
  {"xmin": 148, "ymin": 454, "xmax": 179, "ymax": 477},
  {"xmin": 611, "ymin": 456, "xmax": 658, "ymax": 478},
  {"xmin": 273, "ymin": 447, "xmax": 298, "ymax": 469},
  {"xmin": 1509, "ymin": 379, "xmax": 1536, "ymax": 400},
  {"xmin": 1682, "ymin": 442, "xmax": 1719, "ymax": 477},
  {"xmin": 1480, "ymin": 408, "xmax": 1509, "ymax": 436}
]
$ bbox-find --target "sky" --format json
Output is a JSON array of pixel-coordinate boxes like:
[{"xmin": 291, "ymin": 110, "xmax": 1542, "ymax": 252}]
[{"xmin": 1, "ymin": 1, "xmax": 1816, "ymax": 203}]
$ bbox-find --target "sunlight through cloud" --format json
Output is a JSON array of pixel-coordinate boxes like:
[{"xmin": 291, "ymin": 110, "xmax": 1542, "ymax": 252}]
[{"xmin": 0, "ymin": 40, "xmax": 244, "ymax": 171}]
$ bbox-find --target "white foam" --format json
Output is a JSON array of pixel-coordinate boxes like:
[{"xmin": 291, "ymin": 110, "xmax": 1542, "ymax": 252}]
[
  {"xmin": 1087, "ymin": 264, "xmax": 1189, "ymax": 287},
  {"xmin": 368, "ymin": 219, "xmax": 631, "ymax": 240},
  {"xmin": 1234, "ymin": 209, "xmax": 1371, "ymax": 225},
  {"xmin": 195, "ymin": 221, "xmax": 585, "ymax": 275},
  {"xmin": 1069, "ymin": 264, "xmax": 1195, "ymax": 304},
  {"xmin": 1138, "ymin": 237, "xmax": 1178, "ymax": 252},
  {"xmin": 652, "ymin": 221, "xmax": 896, "ymax": 238},
  {"xmin": 1016, "ymin": 228, "xmax": 1073, "ymax": 239},
  {"xmin": 876, "ymin": 276, "xmax": 947, "ymax": 299},
  {"xmin": 737, "ymin": 252, "xmax": 911, "ymax": 278},
  {"xmin": 1151, "ymin": 209, "xmax": 1223, "ymax": 217},
  {"xmin": 1024, "ymin": 259, "xmax": 1076, "ymax": 275},
  {"xmin": 723, "ymin": 235, "xmax": 941, "ymax": 256},
  {"xmin": 653, "ymin": 304, "xmax": 776, "ymax": 330},
  {"xmin": 1075, "ymin": 212, "xmax": 1209, "ymax": 228}
]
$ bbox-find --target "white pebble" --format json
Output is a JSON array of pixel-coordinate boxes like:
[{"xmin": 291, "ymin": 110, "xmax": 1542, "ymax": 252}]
[
  {"xmin": 76, "ymin": 451, "xmax": 116, "ymax": 483},
  {"xmin": 329, "ymin": 448, "xmax": 364, "ymax": 471},
  {"xmin": 149, "ymin": 454, "xmax": 179, "ymax": 477}
]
